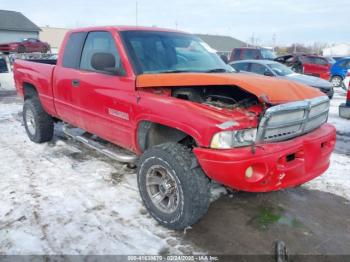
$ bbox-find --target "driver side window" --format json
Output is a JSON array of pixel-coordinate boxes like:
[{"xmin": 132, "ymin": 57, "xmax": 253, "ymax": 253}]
[{"xmin": 80, "ymin": 31, "xmax": 124, "ymax": 74}]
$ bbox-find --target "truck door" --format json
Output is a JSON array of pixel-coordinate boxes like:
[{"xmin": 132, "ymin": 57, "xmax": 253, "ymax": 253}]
[
  {"xmin": 74, "ymin": 31, "xmax": 135, "ymax": 149},
  {"xmin": 53, "ymin": 31, "xmax": 87, "ymax": 128}
]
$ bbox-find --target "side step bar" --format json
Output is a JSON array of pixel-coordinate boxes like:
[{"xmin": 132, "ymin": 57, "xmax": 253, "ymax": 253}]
[{"xmin": 62, "ymin": 124, "xmax": 138, "ymax": 164}]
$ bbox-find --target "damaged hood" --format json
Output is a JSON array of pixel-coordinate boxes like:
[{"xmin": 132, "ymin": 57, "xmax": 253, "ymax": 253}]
[{"xmin": 136, "ymin": 73, "xmax": 325, "ymax": 104}]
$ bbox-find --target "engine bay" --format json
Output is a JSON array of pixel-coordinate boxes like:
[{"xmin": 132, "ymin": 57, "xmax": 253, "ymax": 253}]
[{"xmin": 171, "ymin": 85, "xmax": 259, "ymax": 110}]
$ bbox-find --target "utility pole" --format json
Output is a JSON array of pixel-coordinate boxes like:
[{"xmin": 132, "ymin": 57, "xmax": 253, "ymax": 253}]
[
  {"xmin": 272, "ymin": 33, "xmax": 276, "ymax": 52},
  {"xmin": 136, "ymin": 1, "xmax": 138, "ymax": 26}
]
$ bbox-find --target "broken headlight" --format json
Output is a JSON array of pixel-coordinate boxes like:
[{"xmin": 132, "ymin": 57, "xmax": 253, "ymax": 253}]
[{"xmin": 210, "ymin": 128, "xmax": 257, "ymax": 149}]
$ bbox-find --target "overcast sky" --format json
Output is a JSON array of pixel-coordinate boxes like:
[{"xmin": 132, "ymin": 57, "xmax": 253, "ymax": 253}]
[{"xmin": 2, "ymin": 0, "xmax": 349, "ymax": 45}]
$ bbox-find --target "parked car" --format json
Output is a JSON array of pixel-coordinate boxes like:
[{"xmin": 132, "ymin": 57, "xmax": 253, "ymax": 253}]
[
  {"xmin": 330, "ymin": 57, "xmax": 350, "ymax": 88},
  {"xmin": 0, "ymin": 38, "xmax": 50, "ymax": 54},
  {"xmin": 229, "ymin": 47, "xmax": 276, "ymax": 62},
  {"xmin": 339, "ymin": 81, "xmax": 350, "ymax": 119},
  {"xmin": 0, "ymin": 56, "xmax": 8, "ymax": 73},
  {"xmin": 275, "ymin": 54, "xmax": 332, "ymax": 80},
  {"xmin": 230, "ymin": 60, "xmax": 334, "ymax": 98},
  {"xmin": 13, "ymin": 26, "xmax": 335, "ymax": 230}
]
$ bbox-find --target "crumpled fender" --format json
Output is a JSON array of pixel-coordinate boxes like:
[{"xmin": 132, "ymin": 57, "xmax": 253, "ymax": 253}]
[{"xmin": 136, "ymin": 72, "xmax": 325, "ymax": 104}]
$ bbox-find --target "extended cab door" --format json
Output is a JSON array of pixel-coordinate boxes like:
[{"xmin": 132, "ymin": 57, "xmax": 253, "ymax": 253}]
[{"xmin": 54, "ymin": 30, "xmax": 135, "ymax": 149}]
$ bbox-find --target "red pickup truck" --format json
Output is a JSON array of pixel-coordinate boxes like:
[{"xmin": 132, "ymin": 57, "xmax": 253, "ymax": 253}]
[{"xmin": 14, "ymin": 26, "xmax": 336, "ymax": 229}]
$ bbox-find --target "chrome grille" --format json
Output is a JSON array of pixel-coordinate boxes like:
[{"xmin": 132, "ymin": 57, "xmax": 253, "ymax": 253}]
[{"xmin": 257, "ymin": 96, "xmax": 329, "ymax": 142}]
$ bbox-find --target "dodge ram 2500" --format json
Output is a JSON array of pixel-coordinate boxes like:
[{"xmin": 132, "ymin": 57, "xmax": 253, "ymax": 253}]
[{"xmin": 14, "ymin": 26, "xmax": 336, "ymax": 229}]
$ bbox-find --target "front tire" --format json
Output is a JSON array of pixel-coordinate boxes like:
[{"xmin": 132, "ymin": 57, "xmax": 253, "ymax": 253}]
[
  {"xmin": 23, "ymin": 98, "xmax": 54, "ymax": 143},
  {"xmin": 137, "ymin": 143, "xmax": 210, "ymax": 230},
  {"xmin": 330, "ymin": 75, "xmax": 343, "ymax": 87},
  {"xmin": 41, "ymin": 46, "xmax": 48, "ymax": 53}
]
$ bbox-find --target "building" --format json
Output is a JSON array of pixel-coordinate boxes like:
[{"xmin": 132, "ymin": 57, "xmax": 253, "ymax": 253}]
[
  {"xmin": 0, "ymin": 10, "xmax": 41, "ymax": 44},
  {"xmin": 195, "ymin": 34, "xmax": 247, "ymax": 57},
  {"xmin": 40, "ymin": 26, "xmax": 70, "ymax": 52},
  {"xmin": 323, "ymin": 43, "xmax": 350, "ymax": 57}
]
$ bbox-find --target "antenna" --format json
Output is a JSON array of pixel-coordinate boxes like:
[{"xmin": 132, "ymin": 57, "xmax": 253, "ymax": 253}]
[{"xmin": 136, "ymin": 1, "xmax": 138, "ymax": 26}]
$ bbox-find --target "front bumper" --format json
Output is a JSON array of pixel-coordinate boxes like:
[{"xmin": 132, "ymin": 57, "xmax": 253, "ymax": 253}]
[{"xmin": 194, "ymin": 123, "xmax": 336, "ymax": 192}]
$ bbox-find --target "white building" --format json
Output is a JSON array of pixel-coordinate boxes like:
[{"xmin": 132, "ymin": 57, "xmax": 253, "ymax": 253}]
[
  {"xmin": 323, "ymin": 43, "xmax": 350, "ymax": 57},
  {"xmin": 0, "ymin": 10, "xmax": 41, "ymax": 44}
]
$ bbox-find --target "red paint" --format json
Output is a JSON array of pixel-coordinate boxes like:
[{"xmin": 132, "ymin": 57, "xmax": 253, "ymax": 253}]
[
  {"xmin": 13, "ymin": 26, "xmax": 336, "ymax": 192},
  {"xmin": 194, "ymin": 124, "xmax": 335, "ymax": 192}
]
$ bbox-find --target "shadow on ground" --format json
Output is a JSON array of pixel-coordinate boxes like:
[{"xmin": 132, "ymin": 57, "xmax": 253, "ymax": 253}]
[{"xmin": 184, "ymin": 188, "xmax": 350, "ymax": 255}]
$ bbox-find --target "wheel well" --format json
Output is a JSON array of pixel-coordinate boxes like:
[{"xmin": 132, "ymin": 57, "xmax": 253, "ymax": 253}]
[
  {"xmin": 137, "ymin": 121, "xmax": 196, "ymax": 152},
  {"xmin": 331, "ymin": 75, "xmax": 343, "ymax": 79},
  {"xmin": 23, "ymin": 83, "xmax": 38, "ymax": 100}
]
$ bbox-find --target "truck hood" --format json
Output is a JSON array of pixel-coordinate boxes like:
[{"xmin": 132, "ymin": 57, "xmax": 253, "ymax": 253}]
[{"xmin": 136, "ymin": 73, "xmax": 324, "ymax": 104}]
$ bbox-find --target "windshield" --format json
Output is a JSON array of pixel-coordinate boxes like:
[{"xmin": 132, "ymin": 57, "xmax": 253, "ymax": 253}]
[
  {"xmin": 120, "ymin": 30, "xmax": 233, "ymax": 74},
  {"xmin": 325, "ymin": 57, "xmax": 335, "ymax": 64},
  {"xmin": 261, "ymin": 49, "xmax": 276, "ymax": 60},
  {"xmin": 267, "ymin": 62, "xmax": 294, "ymax": 76}
]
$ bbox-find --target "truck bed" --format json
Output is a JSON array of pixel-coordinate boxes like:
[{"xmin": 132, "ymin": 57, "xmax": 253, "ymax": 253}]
[{"xmin": 13, "ymin": 59, "xmax": 57, "ymax": 117}]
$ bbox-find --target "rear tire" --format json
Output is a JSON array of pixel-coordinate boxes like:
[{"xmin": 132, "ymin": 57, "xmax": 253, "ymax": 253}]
[
  {"xmin": 137, "ymin": 143, "xmax": 210, "ymax": 230},
  {"xmin": 23, "ymin": 98, "xmax": 54, "ymax": 143}
]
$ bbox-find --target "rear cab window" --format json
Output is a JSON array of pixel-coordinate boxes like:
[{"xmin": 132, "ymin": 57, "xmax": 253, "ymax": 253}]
[{"xmin": 62, "ymin": 32, "xmax": 87, "ymax": 69}]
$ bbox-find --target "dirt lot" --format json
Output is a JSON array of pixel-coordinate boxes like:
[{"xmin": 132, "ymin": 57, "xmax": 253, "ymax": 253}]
[{"xmin": 1, "ymin": 70, "xmax": 350, "ymax": 257}]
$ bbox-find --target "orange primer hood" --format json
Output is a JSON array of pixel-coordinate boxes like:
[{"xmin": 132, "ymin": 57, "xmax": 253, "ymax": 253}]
[{"xmin": 136, "ymin": 73, "xmax": 325, "ymax": 104}]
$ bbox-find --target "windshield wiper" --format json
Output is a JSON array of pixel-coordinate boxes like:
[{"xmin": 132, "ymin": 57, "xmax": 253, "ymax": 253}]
[
  {"xmin": 158, "ymin": 70, "xmax": 193, "ymax": 74},
  {"xmin": 205, "ymin": 68, "xmax": 228, "ymax": 73}
]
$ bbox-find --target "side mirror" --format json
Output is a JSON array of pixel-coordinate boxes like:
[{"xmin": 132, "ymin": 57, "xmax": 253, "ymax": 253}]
[
  {"xmin": 220, "ymin": 54, "xmax": 229, "ymax": 64},
  {"xmin": 91, "ymin": 52, "xmax": 123, "ymax": 75}
]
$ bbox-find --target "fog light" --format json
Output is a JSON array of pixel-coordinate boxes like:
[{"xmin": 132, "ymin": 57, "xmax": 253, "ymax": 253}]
[
  {"xmin": 245, "ymin": 166, "xmax": 253, "ymax": 178},
  {"xmin": 244, "ymin": 163, "xmax": 268, "ymax": 183}
]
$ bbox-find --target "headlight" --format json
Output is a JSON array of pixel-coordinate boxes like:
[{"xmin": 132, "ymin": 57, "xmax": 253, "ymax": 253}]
[{"xmin": 210, "ymin": 128, "xmax": 257, "ymax": 149}]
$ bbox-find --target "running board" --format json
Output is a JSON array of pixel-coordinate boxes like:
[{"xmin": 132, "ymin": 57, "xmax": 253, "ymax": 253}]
[{"xmin": 62, "ymin": 125, "xmax": 138, "ymax": 164}]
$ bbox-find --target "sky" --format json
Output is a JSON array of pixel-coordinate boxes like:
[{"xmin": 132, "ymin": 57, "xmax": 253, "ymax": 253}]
[{"xmin": 1, "ymin": 0, "xmax": 349, "ymax": 45}]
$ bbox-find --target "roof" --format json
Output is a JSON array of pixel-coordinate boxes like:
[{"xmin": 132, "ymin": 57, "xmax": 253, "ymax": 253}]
[
  {"xmin": 195, "ymin": 34, "xmax": 247, "ymax": 52},
  {"xmin": 0, "ymin": 10, "xmax": 41, "ymax": 32},
  {"xmin": 68, "ymin": 25, "xmax": 187, "ymax": 34}
]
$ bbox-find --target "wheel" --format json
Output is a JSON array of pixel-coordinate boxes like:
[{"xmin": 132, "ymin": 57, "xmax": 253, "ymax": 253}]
[
  {"xmin": 17, "ymin": 45, "xmax": 25, "ymax": 53},
  {"xmin": 330, "ymin": 76, "xmax": 343, "ymax": 87},
  {"xmin": 23, "ymin": 98, "xmax": 54, "ymax": 143},
  {"xmin": 291, "ymin": 63, "xmax": 303, "ymax": 73},
  {"xmin": 137, "ymin": 143, "xmax": 210, "ymax": 230},
  {"xmin": 41, "ymin": 46, "xmax": 48, "ymax": 53}
]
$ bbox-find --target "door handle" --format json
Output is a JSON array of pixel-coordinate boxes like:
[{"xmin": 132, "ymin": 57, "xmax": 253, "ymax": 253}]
[{"xmin": 72, "ymin": 79, "xmax": 80, "ymax": 87}]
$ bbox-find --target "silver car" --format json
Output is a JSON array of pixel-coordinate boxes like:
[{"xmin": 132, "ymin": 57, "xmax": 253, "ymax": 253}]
[{"xmin": 230, "ymin": 60, "xmax": 334, "ymax": 99}]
